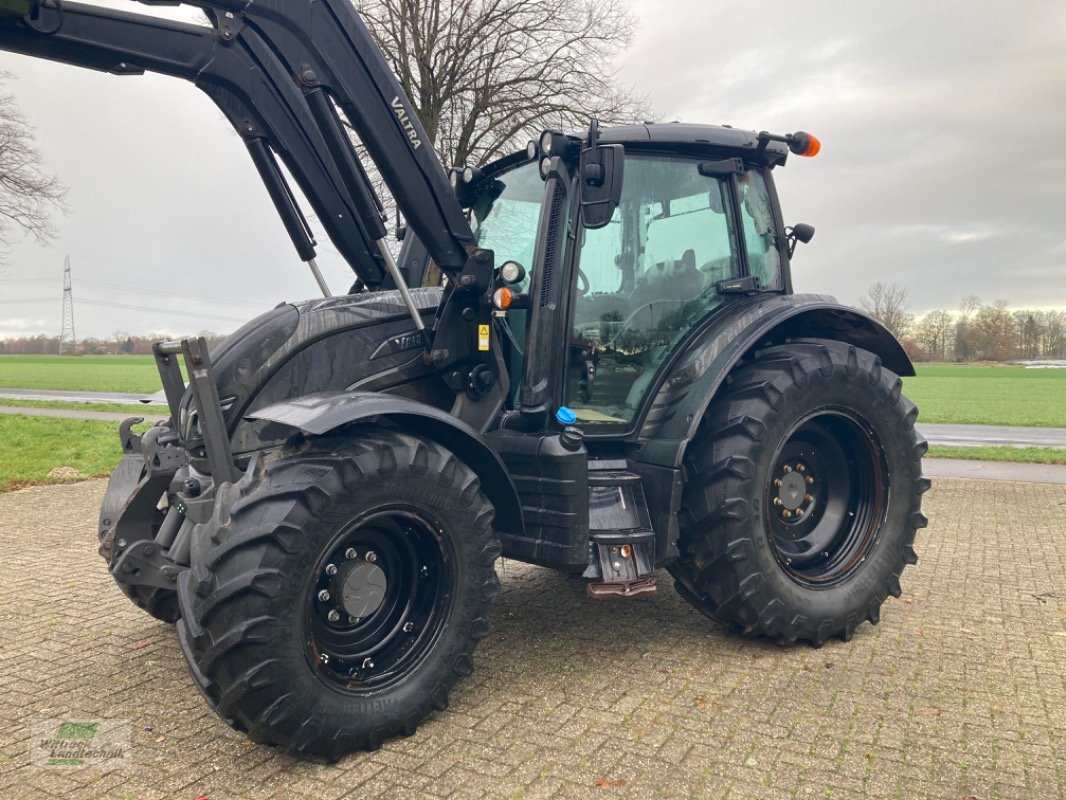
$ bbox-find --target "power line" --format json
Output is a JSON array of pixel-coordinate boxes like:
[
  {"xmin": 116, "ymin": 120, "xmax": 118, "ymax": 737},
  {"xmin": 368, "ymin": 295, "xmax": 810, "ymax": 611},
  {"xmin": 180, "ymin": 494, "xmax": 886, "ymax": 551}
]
[
  {"xmin": 0, "ymin": 297, "xmax": 56, "ymax": 304},
  {"xmin": 77, "ymin": 278, "xmax": 269, "ymax": 308},
  {"xmin": 78, "ymin": 298, "xmax": 247, "ymax": 323}
]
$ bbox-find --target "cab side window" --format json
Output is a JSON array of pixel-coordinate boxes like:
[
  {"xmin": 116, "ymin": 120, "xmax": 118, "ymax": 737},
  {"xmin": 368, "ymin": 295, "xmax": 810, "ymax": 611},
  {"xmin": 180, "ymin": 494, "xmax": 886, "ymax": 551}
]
[{"xmin": 738, "ymin": 170, "xmax": 782, "ymax": 290}]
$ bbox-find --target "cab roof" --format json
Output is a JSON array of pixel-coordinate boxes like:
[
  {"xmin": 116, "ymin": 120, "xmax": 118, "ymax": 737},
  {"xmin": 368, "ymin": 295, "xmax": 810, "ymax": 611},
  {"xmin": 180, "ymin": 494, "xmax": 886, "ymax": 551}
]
[{"xmin": 599, "ymin": 122, "xmax": 792, "ymax": 166}]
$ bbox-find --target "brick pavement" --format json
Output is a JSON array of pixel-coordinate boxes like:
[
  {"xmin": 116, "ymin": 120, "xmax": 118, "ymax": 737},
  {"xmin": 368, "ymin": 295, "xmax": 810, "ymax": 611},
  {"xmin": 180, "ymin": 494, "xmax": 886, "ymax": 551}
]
[{"xmin": 0, "ymin": 478, "xmax": 1062, "ymax": 800}]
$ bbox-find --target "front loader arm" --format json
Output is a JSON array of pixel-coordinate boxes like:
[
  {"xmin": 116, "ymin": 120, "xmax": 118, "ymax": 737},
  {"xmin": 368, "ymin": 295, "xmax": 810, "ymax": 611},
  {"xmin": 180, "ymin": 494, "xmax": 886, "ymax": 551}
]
[
  {"xmin": 171, "ymin": 0, "xmax": 478, "ymax": 273},
  {"xmin": 0, "ymin": 1, "xmax": 390, "ymax": 286},
  {"xmin": 1, "ymin": 0, "xmax": 481, "ymax": 285}
]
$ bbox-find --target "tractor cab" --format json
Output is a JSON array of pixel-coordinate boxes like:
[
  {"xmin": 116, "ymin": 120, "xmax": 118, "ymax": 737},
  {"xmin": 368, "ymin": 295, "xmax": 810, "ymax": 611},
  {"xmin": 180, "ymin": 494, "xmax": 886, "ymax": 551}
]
[{"xmin": 424, "ymin": 123, "xmax": 810, "ymax": 437}]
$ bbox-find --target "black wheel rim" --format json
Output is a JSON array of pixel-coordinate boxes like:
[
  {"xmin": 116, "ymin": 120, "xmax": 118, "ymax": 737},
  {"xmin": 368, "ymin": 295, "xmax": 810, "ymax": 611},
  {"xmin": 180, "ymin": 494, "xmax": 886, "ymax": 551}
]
[
  {"xmin": 765, "ymin": 408, "xmax": 889, "ymax": 587},
  {"xmin": 303, "ymin": 507, "xmax": 455, "ymax": 693}
]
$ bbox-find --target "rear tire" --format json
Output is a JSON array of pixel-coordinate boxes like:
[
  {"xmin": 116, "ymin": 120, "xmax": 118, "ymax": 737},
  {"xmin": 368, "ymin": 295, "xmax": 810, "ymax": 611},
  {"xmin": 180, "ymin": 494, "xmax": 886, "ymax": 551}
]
[
  {"xmin": 175, "ymin": 427, "xmax": 500, "ymax": 759},
  {"xmin": 669, "ymin": 340, "xmax": 929, "ymax": 645}
]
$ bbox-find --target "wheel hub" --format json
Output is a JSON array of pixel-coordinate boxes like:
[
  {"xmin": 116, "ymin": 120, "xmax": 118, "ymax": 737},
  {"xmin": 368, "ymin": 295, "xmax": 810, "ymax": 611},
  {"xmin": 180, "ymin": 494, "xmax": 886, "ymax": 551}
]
[
  {"xmin": 336, "ymin": 561, "xmax": 387, "ymax": 619},
  {"xmin": 772, "ymin": 462, "xmax": 815, "ymax": 520},
  {"xmin": 778, "ymin": 470, "xmax": 808, "ymax": 510}
]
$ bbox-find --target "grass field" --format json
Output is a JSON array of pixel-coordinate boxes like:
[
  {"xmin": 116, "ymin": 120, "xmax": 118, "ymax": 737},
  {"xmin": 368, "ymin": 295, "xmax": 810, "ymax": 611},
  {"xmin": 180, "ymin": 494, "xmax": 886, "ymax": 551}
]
[
  {"xmin": 0, "ymin": 355, "xmax": 168, "ymax": 394},
  {"xmin": 904, "ymin": 363, "xmax": 1066, "ymax": 428},
  {"xmin": 0, "ymin": 356, "xmax": 1063, "ymax": 491},
  {"xmin": 0, "ymin": 415, "xmax": 134, "ymax": 492}
]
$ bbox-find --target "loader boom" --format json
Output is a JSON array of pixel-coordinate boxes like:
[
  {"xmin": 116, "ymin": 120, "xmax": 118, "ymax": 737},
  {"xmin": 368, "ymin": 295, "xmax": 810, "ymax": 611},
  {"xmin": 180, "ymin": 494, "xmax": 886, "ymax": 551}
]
[{"xmin": 0, "ymin": 0, "xmax": 477, "ymax": 289}]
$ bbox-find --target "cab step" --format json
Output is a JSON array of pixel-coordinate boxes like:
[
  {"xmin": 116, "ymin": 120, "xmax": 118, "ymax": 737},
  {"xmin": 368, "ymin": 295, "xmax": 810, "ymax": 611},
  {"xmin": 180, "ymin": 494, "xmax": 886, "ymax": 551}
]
[{"xmin": 583, "ymin": 463, "xmax": 657, "ymax": 599}]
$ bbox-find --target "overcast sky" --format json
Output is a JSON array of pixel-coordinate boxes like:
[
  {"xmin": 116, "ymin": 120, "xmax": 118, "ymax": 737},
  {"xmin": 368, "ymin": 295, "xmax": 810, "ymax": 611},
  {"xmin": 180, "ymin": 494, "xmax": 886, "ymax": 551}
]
[{"xmin": 1, "ymin": 0, "xmax": 1064, "ymax": 339}]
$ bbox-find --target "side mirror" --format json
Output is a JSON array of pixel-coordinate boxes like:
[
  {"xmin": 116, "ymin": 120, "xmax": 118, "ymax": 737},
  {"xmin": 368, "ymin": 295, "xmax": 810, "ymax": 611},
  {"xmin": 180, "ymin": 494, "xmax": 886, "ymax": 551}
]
[
  {"xmin": 579, "ymin": 144, "xmax": 624, "ymax": 229},
  {"xmin": 786, "ymin": 223, "xmax": 815, "ymax": 256}
]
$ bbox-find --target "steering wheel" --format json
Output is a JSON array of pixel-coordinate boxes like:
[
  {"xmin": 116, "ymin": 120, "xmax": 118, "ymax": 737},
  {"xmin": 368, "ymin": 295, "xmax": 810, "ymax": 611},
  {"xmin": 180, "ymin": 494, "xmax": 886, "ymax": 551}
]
[{"xmin": 605, "ymin": 299, "xmax": 687, "ymax": 348}]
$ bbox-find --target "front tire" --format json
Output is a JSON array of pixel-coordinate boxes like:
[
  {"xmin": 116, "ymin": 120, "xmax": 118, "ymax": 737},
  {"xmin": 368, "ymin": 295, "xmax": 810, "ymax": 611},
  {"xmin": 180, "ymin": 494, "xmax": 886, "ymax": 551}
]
[
  {"xmin": 670, "ymin": 340, "xmax": 930, "ymax": 645},
  {"xmin": 175, "ymin": 427, "xmax": 500, "ymax": 759}
]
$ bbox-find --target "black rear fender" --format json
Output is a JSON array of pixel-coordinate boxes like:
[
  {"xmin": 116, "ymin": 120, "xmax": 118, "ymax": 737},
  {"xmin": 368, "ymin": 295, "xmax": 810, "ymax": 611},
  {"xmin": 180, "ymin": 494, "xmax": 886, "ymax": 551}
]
[
  {"xmin": 248, "ymin": 392, "xmax": 524, "ymax": 540},
  {"xmin": 638, "ymin": 294, "xmax": 914, "ymax": 469}
]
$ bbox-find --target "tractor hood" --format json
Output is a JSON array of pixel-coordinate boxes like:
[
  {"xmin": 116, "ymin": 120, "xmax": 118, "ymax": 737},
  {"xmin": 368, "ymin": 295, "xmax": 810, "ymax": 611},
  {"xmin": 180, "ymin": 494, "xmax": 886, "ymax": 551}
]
[{"xmin": 181, "ymin": 288, "xmax": 445, "ymax": 455}]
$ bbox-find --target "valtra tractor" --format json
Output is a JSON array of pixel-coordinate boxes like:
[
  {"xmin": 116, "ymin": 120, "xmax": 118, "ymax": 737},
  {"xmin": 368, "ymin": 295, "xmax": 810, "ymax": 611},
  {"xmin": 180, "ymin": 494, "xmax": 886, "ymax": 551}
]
[{"xmin": 0, "ymin": 0, "xmax": 927, "ymax": 759}]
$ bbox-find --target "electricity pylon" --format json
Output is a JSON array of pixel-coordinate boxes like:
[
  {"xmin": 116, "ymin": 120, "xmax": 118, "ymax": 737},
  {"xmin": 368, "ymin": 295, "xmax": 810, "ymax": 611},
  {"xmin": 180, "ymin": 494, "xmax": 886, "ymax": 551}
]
[{"xmin": 59, "ymin": 255, "xmax": 76, "ymax": 355}]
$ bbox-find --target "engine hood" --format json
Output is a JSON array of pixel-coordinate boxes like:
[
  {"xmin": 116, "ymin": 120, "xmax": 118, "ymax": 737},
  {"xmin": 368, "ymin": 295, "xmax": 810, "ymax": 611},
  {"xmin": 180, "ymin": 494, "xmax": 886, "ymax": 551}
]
[{"xmin": 181, "ymin": 287, "xmax": 444, "ymax": 454}]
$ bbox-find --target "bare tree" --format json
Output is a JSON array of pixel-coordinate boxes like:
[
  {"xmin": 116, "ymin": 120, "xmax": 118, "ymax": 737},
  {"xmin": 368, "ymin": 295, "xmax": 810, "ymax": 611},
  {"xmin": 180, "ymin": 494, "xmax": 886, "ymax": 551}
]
[
  {"xmin": 360, "ymin": 0, "xmax": 646, "ymax": 170},
  {"xmin": 859, "ymin": 282, "xmax": 912, "ymax": 339},
  {"xmin": 913, "ymin": 309, "xmax": 954, "ymax": 361},
  {"xmin": 0, "ymin": 73, "xmax": 65, "ymax": 250}
]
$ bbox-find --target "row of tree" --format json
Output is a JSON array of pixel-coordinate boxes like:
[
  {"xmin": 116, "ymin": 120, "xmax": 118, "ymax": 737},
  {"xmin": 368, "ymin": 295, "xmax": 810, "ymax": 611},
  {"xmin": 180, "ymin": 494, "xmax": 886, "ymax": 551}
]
[
  {"xmin": 0, "ymin": 331, "xmax": 226, "ymax": 356},
  {"xmin": 860, "ymin": 282, "xmax": 1066, "ymax": 362}
]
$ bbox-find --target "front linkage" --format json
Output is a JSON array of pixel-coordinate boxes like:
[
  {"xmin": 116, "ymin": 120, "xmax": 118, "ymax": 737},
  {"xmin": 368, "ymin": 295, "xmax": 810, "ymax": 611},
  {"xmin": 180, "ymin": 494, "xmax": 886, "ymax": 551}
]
[{"xmin": 98, "ymin": 337, "xmax": 234, "ymax": 622}]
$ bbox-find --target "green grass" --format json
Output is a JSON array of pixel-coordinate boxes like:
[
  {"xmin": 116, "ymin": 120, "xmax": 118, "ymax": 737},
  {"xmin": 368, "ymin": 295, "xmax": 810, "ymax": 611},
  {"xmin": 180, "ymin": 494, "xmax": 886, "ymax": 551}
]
[
  {"xmin": 904, "ymin": 363, "xmax": 1066, "ymax": 428},
  {"xmin": 0, "ymin": 355, "xmax": 167, "ymax": 394},
  {"xmin": 0, "ymin": 414, "xmax": 131, "ymax": 491},
  {"xmin": 927, "ymin": 445, "xmax": 1066, "ymax": 465}
]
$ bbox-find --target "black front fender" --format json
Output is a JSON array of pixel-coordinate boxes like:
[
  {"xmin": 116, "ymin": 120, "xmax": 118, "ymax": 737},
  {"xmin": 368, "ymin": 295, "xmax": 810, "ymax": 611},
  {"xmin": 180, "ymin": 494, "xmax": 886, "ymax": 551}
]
[
  {"xmin": 248, "ymin": 392, "xmax": 524, "ymax": 539},
  {"xmin": 637, "ymin": 293, "xmax": 914, "ymax": 468}
]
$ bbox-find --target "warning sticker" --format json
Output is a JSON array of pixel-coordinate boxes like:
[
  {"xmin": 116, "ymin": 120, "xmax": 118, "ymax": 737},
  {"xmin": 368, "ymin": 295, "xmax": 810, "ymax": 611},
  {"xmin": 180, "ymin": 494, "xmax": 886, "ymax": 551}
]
[{"xmin": 477, "ymin": 324, "xmax": 491, "ymax": 352}]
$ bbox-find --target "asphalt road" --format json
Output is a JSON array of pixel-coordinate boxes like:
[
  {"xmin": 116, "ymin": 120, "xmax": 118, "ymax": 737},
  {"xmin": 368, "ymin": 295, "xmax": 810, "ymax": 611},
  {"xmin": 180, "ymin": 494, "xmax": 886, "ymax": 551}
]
[
  {"xmin": 0, "ymin": 388, "xmax": 165, "ymax": 405},
  {"xmin": 919, "ymin": 422, "xmax": 1066, "ymax": 448}
]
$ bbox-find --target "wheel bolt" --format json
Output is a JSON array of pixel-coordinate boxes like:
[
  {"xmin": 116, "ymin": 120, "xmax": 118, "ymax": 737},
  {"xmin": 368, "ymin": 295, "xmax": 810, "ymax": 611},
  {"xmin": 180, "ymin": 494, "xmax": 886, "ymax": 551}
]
[
  {"xmin": 403, "ymin": 622, "xmax": 414, "ymax": 633},
  {"xmin": 782, "ymin": 509, "xmax": 792, "ymax": 519},
  {"xmin": 796, "ymin": 464, "xmax": 806, "ymax": 473},
  {"xmin": 805, "ymin": 494, "xmax": 814, "ymax": 503},
  {"xmin": 783, "ymin": 465, "xmax": 793, "ymax": 473},
  {"xmin": 795, "ymin": 508, "xmax": 804, "ymax": 516},
  {"xmin": 318, "ymin": 589, "xmax": 331, "ymax": 602},
  {"xmin": 773, "ymin": 478, "xmax": 783, "ymax": 487},
  {"xmin": 349, "ymin": 615, "xmax": 359, "ymax": 624},
  {"xmin": 327, "ymin": 609, "xmax": 341, "ymax": 623},
  {"xmin": 362, "ymin": 657, "xmax": 374, "ymax": 670},
  {"xmin": 365, "ymin": 551, "xmax": 378, "ymax": 564},
  {"xmin": 805, "ymin": 476, "xmax": 814, "ymax": 485},
  {"xmin": 325, "ymin": 563, "xmax": 338, "ymax": 576},
  {"xmin": 773, "ymin": 497, "xmax": 783, "ymax": 507},
  {"xmin": 345, "ymin": 547, "xmax": 358, "ymax": 560}
]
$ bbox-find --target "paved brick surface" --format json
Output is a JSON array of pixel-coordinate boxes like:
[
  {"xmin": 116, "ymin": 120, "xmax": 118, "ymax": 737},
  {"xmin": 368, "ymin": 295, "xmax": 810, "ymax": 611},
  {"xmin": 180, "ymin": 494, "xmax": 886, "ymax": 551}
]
[{"xmin": 0, "ymin": 478, "xmax": 1062, "ymax": 800}]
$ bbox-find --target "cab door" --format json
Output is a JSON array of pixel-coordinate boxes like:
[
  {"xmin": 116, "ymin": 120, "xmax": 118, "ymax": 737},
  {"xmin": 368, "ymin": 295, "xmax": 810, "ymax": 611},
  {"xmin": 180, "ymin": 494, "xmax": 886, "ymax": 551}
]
[{"xmin": 563, "ymin": 155, "xmax": 785, "ymax": 433}]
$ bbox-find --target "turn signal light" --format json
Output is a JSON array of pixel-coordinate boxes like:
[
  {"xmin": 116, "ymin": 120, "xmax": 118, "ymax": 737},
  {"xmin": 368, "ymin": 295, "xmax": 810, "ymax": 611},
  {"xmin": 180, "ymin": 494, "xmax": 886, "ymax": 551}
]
[
  {"xmin": 492, "ymin": 287, "xmax": 514, "ymax": 310},
  {"xmin": 789, "ymin": 131, "xmax": 821, "ymax": 157}
]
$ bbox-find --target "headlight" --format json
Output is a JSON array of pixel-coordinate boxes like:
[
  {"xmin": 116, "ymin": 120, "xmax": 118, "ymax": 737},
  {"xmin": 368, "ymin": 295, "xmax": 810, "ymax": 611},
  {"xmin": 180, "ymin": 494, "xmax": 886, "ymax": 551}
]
[{"xmin": 499, "ymin": 260, "xmax": 526, "ymax": 284}]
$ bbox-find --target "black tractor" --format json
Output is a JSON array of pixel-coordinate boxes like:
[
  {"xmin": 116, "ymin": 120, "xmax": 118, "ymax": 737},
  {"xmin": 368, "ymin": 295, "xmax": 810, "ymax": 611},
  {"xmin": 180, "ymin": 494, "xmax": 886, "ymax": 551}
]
[{"xmin": 0, "ymin": 0, "xmax": 928, "ymax": 759}]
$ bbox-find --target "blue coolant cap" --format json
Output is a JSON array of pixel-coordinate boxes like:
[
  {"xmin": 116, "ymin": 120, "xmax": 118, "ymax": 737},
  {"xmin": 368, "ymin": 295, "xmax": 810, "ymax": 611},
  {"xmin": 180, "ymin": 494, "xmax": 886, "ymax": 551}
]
[{"xmin": 555, "ymin": 406, "xmax": 577, "ymax": 425}]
